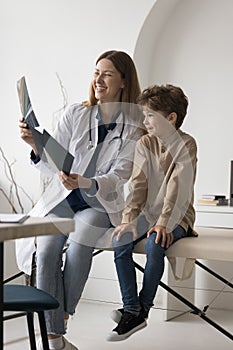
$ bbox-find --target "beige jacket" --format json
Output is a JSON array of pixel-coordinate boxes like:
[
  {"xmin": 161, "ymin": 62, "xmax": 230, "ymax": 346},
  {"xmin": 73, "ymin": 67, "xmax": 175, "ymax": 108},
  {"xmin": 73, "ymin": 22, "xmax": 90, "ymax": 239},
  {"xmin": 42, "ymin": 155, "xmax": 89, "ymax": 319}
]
[{"xmin": 122, "ymin": 129, "xmax": 197, "ymax": 234}]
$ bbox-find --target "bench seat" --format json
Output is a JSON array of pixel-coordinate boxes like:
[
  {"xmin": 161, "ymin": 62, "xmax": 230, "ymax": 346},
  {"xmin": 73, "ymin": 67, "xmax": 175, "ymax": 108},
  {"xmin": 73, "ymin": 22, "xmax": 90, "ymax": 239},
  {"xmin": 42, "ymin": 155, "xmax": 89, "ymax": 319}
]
[{"xmin": 134, "ymin": 226, "xmax": 233, "ymax": 262}]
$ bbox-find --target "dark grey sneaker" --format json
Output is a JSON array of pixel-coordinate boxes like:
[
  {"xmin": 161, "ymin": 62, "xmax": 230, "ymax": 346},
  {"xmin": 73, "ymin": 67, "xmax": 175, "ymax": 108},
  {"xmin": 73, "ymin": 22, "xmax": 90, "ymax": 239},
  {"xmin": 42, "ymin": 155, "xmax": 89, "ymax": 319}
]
[
  {"xmin": 110, "ymin": 308, "xmax": 124, "ymax": 323},
  {"xmin": 110, "ymin": 306, "xmax": 149, "ymax": 324},
  {"xmin": 140, "ymin": 305, "xmax": 149, "ymax": 319},
  {"xmin": 107, "ymin": 312, "xmax": 147, "ymax": 341}
]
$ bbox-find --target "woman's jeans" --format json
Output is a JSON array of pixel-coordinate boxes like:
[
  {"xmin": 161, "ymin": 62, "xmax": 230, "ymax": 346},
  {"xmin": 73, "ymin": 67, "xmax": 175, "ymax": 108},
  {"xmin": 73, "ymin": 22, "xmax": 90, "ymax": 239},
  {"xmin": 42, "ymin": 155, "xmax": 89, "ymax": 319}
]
[
  {"xmin": 36, "ymin": 200, "xmax": 111, "ymax": 335},
  {"xmin": 113, "ymin": 216, "xmax": 188, "ymax": 316}
]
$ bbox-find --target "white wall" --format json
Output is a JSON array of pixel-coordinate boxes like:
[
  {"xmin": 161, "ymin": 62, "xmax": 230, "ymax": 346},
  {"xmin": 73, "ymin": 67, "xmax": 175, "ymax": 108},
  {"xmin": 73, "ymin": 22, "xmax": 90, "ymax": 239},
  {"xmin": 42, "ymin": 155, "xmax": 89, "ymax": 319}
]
[
  {"xmin": 1, "ymin": 0, "xmax": 232, "ymax": 311},
  {"xmin": 134, "ymin": 0, "xmax": 233, "ymax": 310},
  {"xmin": 0, "ymin": 0, "xmax": 155, "ymax": 214},
  {"xmin": 0, "ymin": 0, "xmax": 155, "ymax": 280},
  {"xmin": 3, "ymin": 0, "xmax": 232, "ymax": 217},
  {"xmin": 135, "ymin": 0, "xmax": 233, "ymax": 200}
]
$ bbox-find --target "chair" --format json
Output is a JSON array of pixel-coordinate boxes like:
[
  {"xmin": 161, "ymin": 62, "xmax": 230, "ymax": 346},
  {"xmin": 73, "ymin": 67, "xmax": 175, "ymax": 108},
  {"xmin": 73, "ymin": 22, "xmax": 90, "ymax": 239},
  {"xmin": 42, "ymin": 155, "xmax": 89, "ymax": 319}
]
[{"xmin": 3, "ymin": 284, "xmax": 59, "ymax": 350}]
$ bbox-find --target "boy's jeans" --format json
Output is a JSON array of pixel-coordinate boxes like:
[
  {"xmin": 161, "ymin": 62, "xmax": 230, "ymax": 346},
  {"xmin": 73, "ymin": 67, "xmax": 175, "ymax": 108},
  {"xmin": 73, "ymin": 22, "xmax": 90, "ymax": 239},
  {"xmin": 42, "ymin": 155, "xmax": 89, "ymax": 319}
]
[{"xmin": 113, "ymin": 216, "xmax": 188, "ymax": 316}]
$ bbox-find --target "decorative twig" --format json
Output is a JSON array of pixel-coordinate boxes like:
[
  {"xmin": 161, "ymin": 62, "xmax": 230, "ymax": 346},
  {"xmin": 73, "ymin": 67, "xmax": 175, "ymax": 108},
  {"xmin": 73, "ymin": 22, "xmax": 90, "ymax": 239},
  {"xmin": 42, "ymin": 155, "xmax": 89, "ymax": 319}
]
[
  {"xmin": 52, "ymin": 72, "xmax": 68, "ymax": 128},
  {"xmin": 16, "ymin": 184, "xmax": 35, "ymax": 208},
  {"xmin": 56, "ymin": 72, "xmax": 68, "ymax": 111},
  {"xmin": 0, "ymin": 147, "xmax": 25, "ymax": 213},
  {"xmin": 0, "ymin": 188, "xmax": 18, "ymax": 213}
]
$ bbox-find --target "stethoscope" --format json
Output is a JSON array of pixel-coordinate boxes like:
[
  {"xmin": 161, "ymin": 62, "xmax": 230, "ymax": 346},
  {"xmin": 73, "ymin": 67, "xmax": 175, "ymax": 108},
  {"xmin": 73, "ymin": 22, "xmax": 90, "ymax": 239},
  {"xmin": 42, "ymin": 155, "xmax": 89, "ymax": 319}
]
[{"xmin": 87, "ymin": 109, "xmax": 125, "ymax": 152}]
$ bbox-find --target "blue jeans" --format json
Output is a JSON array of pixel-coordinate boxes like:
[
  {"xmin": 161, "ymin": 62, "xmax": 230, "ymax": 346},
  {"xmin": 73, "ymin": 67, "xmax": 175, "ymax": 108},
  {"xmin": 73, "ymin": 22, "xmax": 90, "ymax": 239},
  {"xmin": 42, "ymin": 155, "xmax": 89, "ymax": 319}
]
[
  {"xmin": 113, "ymin": 216, "xmax": 188, "ymax": 316},
  {"xmin": 36, "ymin": 200, "xmax": 111, "ymax": 335}
]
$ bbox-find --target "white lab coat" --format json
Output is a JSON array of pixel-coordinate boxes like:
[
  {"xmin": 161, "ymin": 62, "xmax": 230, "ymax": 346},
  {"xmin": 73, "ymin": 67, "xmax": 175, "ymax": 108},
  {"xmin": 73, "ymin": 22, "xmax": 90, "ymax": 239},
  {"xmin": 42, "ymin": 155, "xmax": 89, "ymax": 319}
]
[{"xmin": 16, "ymin": 103, "xmax": 144, "ymax": 274}]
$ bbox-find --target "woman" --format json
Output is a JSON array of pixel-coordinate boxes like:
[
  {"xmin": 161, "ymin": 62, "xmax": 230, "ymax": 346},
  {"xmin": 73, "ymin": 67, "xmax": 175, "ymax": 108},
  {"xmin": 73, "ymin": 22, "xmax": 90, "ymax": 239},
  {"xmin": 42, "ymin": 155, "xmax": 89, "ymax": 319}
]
[{"xmin": 16, "ymin": 50, "xmax": 145, "ymax": 350}]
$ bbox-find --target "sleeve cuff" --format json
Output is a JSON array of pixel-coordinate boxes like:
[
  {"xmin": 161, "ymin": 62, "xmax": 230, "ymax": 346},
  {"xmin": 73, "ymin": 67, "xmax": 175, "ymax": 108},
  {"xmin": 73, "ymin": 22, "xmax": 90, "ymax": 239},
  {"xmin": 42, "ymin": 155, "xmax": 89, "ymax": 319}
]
[
  {"xmin": 30, "ymin": 150, "xmax": 41, "ymax": 164},
  {"xmin": 85, "ymin": 179, "xmax": 99, "ymax": 196}
]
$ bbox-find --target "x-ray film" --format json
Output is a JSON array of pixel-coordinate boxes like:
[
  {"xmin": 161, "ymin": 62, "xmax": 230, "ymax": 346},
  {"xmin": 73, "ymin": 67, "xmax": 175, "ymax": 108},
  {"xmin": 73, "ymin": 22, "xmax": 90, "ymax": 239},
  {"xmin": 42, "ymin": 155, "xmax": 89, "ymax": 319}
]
[
  {"xmin": 17, "ymin": 76, "xmax": 39, "ymax": 128},
  {"xmin": 17, "ymin": 76, "xmax": 74, "ymax": 174},
  {"xmin": 42, "ymin": 130, "xmax": 74, "ymax": 175}
]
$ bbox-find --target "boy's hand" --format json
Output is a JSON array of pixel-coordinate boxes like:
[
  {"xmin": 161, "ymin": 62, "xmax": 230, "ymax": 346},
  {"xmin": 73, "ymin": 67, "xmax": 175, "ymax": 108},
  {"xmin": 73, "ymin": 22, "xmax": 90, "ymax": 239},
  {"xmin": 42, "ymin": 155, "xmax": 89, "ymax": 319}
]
[
  {"xmin": 111, "ymin": 223, "xmax": 137, "ymax": 242},
  {"xmin": 147, "ymin": 225, "xmax": 173, "ymax": 248}
]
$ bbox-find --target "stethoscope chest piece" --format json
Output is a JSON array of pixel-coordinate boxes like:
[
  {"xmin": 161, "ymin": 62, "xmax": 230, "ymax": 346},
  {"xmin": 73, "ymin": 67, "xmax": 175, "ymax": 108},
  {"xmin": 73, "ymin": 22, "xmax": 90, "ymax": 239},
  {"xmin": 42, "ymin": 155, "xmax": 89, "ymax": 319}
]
[{"xmin": 87, "ymin": 142, "xmax": 94, "ymax": 151}]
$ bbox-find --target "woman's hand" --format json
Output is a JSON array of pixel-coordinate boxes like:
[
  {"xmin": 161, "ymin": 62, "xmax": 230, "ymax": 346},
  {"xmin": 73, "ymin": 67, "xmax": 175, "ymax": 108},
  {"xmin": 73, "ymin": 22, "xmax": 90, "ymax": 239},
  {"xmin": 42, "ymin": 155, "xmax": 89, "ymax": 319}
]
[
  {"xmin": 19, "ymin": 118, "xmax": 38, "ymax": 155},
  {"xmin": 59, "ymin": 171, "xmax": 92, "ymax": 190},
  {"xmin": 111, "ymin": 223, "xmax": 138, "ymax": 241},
  {"xmin": 147, "ymin": 225, "xmax": 173, "ymax": 248}
]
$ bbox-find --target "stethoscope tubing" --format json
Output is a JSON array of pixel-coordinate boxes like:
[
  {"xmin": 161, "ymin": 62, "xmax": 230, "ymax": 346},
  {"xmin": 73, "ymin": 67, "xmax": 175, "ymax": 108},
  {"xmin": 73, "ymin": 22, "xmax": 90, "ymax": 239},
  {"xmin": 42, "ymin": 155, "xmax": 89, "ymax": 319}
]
[{"xmin": 87, "ymin": 109, "xmax": 125, "ymax": 151}]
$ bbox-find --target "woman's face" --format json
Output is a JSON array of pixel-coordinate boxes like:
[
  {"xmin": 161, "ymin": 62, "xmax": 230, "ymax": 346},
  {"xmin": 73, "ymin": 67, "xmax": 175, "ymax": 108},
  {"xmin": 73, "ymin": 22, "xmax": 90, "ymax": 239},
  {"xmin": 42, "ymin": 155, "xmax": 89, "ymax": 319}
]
[{"xmin": 92, "ymin": 58, "xmax": 125, "ymax": 103}]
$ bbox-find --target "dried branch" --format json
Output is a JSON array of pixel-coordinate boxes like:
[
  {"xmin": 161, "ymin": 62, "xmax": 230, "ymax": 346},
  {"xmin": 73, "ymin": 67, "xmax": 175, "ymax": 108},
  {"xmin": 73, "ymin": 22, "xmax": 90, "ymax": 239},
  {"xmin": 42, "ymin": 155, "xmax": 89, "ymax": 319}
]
[
  {"xmin": 52, "ymin": 72, "xmax": 68, "ymax": 128},
  {"xmin": 0, "ymin": 147, "xmax": 26, "ymax": 213},
  {"xmin": 56, "ymin": 72, "xmax": 68, "ymax": 111},
  {"xmin": 16, "ymin": 184, "xmax": 35, "ymax": 208},
  {"xmin": 0, "ymin": 188, "xmax": 18, "ymax": 213}
]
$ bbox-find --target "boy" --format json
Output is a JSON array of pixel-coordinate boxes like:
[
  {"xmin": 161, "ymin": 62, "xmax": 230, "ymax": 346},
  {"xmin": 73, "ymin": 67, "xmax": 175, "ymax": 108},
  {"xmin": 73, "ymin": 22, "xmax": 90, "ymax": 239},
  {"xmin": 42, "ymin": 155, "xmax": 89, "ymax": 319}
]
[{"xmin": 107, "ymin": 84, "xmax": 198, "ymax": 341}]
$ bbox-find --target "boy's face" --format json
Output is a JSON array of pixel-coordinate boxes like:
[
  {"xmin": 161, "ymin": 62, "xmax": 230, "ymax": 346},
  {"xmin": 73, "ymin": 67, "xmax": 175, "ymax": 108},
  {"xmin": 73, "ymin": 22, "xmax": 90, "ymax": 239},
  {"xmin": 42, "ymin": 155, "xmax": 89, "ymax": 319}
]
[{"xmin": 142, "ymin": 106, "xmax": 176, "ymax": 139}]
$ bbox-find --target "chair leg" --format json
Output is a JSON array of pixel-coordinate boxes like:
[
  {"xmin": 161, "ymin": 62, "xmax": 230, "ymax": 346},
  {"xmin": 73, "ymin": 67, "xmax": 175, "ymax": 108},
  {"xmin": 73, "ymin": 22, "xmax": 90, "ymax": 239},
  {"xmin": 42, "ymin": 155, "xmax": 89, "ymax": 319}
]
[
  {"xmin": 26, "ymin": 312, "xmax": 37, "ymax": 350},
  {"xmin": 37, "ymin": 311, "xmax": 50, "ymax": 350}
]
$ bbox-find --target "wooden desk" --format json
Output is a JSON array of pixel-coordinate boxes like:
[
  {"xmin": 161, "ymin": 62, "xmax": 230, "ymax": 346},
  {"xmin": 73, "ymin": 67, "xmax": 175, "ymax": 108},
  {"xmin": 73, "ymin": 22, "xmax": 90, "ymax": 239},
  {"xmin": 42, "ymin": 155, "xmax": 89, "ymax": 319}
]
[{"xmin": 0, "ymin": 216, "xmax": 75, "ymax": 349}]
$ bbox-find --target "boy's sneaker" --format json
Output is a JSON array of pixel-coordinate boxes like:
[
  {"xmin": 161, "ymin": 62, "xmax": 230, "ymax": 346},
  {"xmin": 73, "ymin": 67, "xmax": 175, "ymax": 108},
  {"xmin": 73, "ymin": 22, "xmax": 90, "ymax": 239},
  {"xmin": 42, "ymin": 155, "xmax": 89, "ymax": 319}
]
[
  {"xmin": 106, "ymin": 312, "xmax": 147, "ymax": 341},
  {"xmin": 140, "ymin": 305, "xmax": 149, "ymax": 319},
  {"xmin": 110, "ymin": 306, "xmax": 149, "ymax": 324},
  {"xmin": 110, "ymin": 308, "xmax": 124, "ymax": 323}
]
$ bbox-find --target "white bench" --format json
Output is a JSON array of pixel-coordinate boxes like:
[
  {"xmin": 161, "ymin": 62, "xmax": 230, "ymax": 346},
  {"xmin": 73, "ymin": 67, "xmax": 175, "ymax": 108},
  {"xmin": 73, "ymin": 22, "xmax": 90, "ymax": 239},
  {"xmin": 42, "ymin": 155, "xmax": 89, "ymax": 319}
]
[
  {"xmin": 129, "ymin": 225, "xmax": 232, "ymax": 260},
  {"xmin": 95, "ymin": 225, "xmax": 233, "ymax": 341}
]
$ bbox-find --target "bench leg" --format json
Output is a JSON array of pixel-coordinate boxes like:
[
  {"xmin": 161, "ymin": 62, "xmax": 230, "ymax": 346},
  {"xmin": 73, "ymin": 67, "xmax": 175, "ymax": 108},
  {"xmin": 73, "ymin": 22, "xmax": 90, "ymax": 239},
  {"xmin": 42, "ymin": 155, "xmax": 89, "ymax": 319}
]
[
  {"xmin": 195, "ymin": 260, "xmax": 233, "ymax": 289},
  {"xmin": 134, "ymin": 260, "xmax": 233, "ymax": 341}
]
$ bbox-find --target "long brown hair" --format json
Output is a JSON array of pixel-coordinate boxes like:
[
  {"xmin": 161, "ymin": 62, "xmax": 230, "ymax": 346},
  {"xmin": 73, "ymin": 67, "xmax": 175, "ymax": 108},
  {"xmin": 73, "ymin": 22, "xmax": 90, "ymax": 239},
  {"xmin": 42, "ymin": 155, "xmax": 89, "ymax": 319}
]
[{"xmin": 84, "ymin": 50, "xmax": 141, "ymax": 106}]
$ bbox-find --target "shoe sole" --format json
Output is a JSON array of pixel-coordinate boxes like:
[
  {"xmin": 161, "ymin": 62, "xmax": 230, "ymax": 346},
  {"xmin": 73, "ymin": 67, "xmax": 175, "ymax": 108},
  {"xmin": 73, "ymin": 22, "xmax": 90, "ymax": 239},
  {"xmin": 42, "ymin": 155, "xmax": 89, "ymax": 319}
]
[{"xmin": 106, "ymin": 320, "xmax": 147, "ymax": 341}]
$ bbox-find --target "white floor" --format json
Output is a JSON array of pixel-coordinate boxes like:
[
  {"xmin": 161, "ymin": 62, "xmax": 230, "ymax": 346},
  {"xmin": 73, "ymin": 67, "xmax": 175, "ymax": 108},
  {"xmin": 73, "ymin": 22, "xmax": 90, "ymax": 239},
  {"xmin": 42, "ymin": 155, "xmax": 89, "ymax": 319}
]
[{"xmin": 4, "ymin": 300, "xmax": 233, "ymax": 350}]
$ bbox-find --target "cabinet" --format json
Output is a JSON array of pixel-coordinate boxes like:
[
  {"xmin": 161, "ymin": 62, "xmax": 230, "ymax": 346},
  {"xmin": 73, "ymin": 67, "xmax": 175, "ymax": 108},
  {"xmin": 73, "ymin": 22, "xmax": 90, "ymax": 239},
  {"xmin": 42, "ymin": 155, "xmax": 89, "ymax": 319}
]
[
  {"xmin": 195, "ymin": 205, "xmax": 233, "ymax": 228},
  {"xmin": 194, "ymin": 205, "xmax": 233, "ymax": 310}
]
